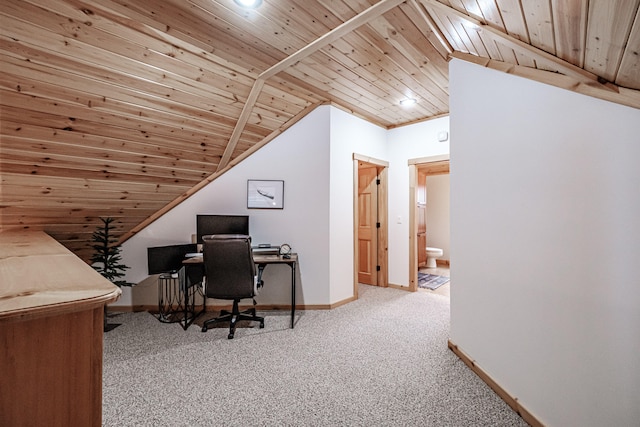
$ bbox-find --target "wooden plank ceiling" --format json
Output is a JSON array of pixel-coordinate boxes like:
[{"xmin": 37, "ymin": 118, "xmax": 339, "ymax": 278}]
[{"xmin": 2, "ymin": 0, "xmax": 639, "ymax": 259}]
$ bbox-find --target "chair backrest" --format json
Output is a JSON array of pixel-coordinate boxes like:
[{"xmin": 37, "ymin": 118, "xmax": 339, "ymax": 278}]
[{"xmin": 202, "ymin": 234, "xmax": 256, "ymax": 300}]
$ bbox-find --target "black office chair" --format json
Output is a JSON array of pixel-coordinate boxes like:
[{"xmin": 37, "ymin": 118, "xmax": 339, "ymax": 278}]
[{"xmin": 201, "ymin": 234, "xmax": 264, "ymax": 339}]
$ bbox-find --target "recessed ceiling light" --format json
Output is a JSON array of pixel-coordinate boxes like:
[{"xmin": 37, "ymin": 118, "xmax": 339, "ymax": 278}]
[
  {"xmin": 234, "ymin": 0, "xmax": 263, "ymax": 9},
  {"xmin": 400, "ymin": 98, "xmax": 417, "ymax": 107}
]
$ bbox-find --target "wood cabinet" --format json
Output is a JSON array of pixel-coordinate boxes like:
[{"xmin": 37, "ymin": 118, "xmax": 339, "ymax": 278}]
[{"xmin": 0, "ymin": 231, "xmax": 121, "ymax": 427}]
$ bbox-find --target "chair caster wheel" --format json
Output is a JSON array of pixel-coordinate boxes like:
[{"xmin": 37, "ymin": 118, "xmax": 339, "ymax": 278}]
[
  {"xmin": 260, "ymin": 321, "xmax": 264, "ymax": 328},
  {"xmin": 227, "ymin": 333, "xmax": 234, "ymax": 339},
  {"xmin": 201, "ymin": 326, "xmax": 208, "ymax": 332}
]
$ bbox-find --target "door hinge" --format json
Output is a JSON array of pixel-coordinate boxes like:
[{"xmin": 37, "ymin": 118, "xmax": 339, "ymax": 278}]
[
  {"xmin": 376, "ymin": 222, "xmax": 380, "ymax": 228},
  {"xmin": 376, "ymin": 265, "xmax": 381, "ymax": 271},
  {"xmin": 376, "ymin": 178, "xmax": 380, "ymax": 185}
]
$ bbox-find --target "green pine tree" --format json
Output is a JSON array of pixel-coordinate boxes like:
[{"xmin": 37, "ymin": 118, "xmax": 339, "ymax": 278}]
[{"xmin": 90, "ymin": 217, "xmax": 132, "ymax": 287}]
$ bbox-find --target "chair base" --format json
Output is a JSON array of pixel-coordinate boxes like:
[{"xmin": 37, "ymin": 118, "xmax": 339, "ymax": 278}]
[{"xmin": 201, "ymin": 299, "xmax": 264, "ymax": 339}]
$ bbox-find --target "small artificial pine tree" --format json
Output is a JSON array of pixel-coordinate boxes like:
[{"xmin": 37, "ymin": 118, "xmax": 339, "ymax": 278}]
[{"xmin": 90, "ymin": 217, "xmax": 131, "ymax": 287}]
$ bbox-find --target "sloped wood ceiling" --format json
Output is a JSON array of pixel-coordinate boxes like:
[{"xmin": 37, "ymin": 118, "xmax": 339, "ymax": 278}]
[{"xmin": 1, "ymin": 0, "xmax": 639, "ymax": 259}]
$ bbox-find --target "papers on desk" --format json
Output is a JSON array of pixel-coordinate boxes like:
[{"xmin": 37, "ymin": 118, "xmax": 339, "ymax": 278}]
[{"xmin": 185, "ymin": 253, "xmax": 203, "ymax": 258}]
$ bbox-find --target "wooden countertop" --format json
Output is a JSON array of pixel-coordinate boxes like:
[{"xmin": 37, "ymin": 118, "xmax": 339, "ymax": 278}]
[{"xmin": 0, "ymin": 231, "xmax": 121, "ymax": 321}]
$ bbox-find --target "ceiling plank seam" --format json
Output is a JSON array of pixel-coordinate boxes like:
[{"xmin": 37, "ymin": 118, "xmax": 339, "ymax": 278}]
[
  {"xmin": 216, "ymin": 0, "xmax": 406, "ymax": 172},
  {"xmin": 419, "ymin": 0, "xmax": 608, "ymax": 86}
]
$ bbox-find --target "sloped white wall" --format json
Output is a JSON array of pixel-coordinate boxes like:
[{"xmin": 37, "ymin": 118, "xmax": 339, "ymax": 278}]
[
  {"xmin": 449, "ymin": 59, "xmax": 640, "ymax": 426},
  {"xmin": 117, "ymin": 106, "xmax": 332, "ymax": 307}
]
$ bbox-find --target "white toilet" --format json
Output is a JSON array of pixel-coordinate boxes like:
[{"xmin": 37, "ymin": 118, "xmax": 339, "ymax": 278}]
[{"xmin": 425, "ymin": 247, "xmax": 443, "ymax": 268}]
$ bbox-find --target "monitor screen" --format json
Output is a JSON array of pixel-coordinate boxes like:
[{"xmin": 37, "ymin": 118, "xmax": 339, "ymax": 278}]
[
  {"xmin": 147, "ymin": 243, "xmax": 197, "ymax": 275},
  {"xmin": 196, "ymin": 214, "xmax": 249, "ymax": 243}
]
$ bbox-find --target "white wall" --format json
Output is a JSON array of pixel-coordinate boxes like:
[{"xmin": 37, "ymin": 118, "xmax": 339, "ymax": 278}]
[
  {"xmin": 116, "ymin": 105, "xmax": 451, "ymax": 307},
  {"xmin": 387, "ymin": 117, "xmax": 450, "ymax": 286},
  {"xmin": 449, "ymin": 58, "xmax": 640, "ymax": 426},
  {"xmin": 117, "ymin": 106, "xmax": 332, "ymax": 307},
  {"xmin": 426, "ymin": 174, "xmax": 450, "ymax": 260},
  {"xmin": 328, "ymin": 107, "xmax": 388, "ymax": 302}
]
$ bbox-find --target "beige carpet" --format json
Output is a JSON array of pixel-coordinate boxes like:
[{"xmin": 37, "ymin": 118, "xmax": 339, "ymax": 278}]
[{"xmin": 103, "ymin": 284, "xmax": 527, "ymax": 426}]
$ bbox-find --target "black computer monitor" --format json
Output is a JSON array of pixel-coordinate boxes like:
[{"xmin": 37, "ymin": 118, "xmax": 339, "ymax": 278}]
[
  {"xmin": 196, "ymin": 214, "xmax": 249, "ymax": 243},
  {"xmin": 147, "ymin": 243, "xmax": 197, "ymax": 275}
]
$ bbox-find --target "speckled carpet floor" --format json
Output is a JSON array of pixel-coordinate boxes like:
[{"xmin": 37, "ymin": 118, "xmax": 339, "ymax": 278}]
[{"xmin": 103, "ymin": 284, "xmax": 528, "ymax": 426}]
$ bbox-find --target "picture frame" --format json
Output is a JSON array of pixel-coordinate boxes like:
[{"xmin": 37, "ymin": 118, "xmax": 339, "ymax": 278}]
[{"xmin": 247, "ymin": 180, "xmax": 284, "ymax": 209}]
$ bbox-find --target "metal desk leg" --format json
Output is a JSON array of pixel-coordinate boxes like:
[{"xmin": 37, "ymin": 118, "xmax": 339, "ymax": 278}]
[
  {"xmin": 257, "ymin": 261, "xmax": 295, "ymax": 328},
  {"xmin": 290, "ymin": 262, "xmax": 296, "ymax": 329},
  {"xmin": 257, "ymin": 264, "xmax": 265, "ymax": 289},
  {"xmin": 179, "ymin": 267, "xmax": 206, "ymax": 331}
]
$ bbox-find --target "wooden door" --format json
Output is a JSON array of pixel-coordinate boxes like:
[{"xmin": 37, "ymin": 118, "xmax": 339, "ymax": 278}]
[{"xmin": 358, "ymin": 164, "xmax": 378, "ymax": 285}]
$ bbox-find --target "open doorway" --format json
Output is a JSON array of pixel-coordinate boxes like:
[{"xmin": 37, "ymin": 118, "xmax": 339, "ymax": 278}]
[
  {"xmin": 353, "ymin": 154, "xmax": 388, "ymax": 299},
  {"xmin": 408, "ymin": 156, "xmax": 450, "ymax": 292}
]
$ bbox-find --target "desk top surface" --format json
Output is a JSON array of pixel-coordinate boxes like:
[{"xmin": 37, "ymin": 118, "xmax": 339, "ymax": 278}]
[
  {"xmin": 0, "ymin": 231, "xmax": 122, "ymax": 321},
  {"xmin": 254, "ymin": 253, "xmax": 298, "ymax": 264},
  {"xmin": 183, "ymin": 253, "xmax": 297, "ymax": 264}
]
